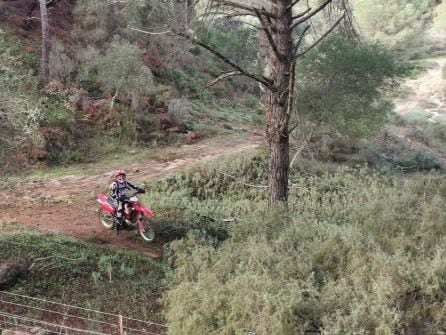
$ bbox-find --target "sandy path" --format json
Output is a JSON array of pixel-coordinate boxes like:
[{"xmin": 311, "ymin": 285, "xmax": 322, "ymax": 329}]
[{"xmin": 394, "ymin": 58, "xmax": 446, "ymax": 123}]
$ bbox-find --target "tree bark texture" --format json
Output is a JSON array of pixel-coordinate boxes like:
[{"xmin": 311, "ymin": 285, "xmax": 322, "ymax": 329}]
[
  {"xmin": 265, "ymin": 0, "xmax": 293, "ymax": 203},
  {"xmin": 39, "ymin": 0, "xmax": 50, "ymax": 81}
]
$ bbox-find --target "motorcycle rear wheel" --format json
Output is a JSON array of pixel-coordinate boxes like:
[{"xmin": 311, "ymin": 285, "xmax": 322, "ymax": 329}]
[
  {"xmin": 99, "ymin": 209, "xmax": 115, "ymax": 230},
  {"xmin": 138, "ymin": 218, "xmax": 155, "ymax": 242}
]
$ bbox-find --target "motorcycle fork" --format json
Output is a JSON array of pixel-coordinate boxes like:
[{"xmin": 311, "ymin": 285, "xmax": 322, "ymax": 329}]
[{"xmin": 136, "ymin": 214, "xmax": 143, "ymax": 232}]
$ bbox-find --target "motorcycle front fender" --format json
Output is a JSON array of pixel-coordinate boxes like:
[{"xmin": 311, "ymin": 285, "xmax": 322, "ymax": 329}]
[
  {"xmin": 100, "ymin": 203, "xmax": 115, "ymax": 214},
  {"xmin": 97, "ymin": 197, "xmax": 116, "ymax": 213},
  {"xmin": 133, "ymin": 205, "xmax": 153, "ymax": 217}
]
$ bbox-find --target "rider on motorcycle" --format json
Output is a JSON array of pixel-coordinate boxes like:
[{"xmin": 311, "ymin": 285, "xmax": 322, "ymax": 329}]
[{"xmin": 110, "ymin": 169, "xmax": 145, "ymax": 231}]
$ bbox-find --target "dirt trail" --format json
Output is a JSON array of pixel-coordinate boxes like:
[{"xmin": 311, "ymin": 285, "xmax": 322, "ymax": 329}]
[
  {"xmin": 0, "ymin": 134, "xmax": 263, "ymax": 258},
  {"xmin": 394, "ymin": 58, "xmax": 446, "ymax": 123}
]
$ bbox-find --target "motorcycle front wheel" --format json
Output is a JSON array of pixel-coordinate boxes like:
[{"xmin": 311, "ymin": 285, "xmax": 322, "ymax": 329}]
[
  {"xmin": 138, "ymin": 217, "xmax": 155, "ymax": 242},
  {"xmin": 99, "ymin": 209, "xmax": 115, "ymax": 230}
]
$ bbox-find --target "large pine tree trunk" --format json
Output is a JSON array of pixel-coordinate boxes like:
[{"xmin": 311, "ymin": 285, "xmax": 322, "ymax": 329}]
[
  {"xmin": 39, "ymin": 0, "xmax": 50, "ymax": 81},
  {"xmin": 265, "ymin": 0, "xmax": 293, "ymax": 204}
]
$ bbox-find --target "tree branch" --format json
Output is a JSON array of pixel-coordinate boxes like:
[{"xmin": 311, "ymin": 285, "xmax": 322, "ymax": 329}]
[
  {"xmin": 219, "ymin": 172, "xmax": 269, "ymax": 188},
  {"xmin": 207, "ymin": 71, "xmax": 243, "ymax": 87},
  {"xmin": 291, "ymin": 0, "xmax": 333, "ymax": 29},
  {"xmin": 293, "ymin": 25, "xmax": 310, "ymax": 56},
  {"xmin": 197, "ymin": 11, "xmax": 258, "ymax": 20},
  {"xmin": 24, "ymin": 17, "xmax": 41, "ymax": 22},
  {"xmin": 292, "ymin": 7, "xmax": 311, "ymax": 20},
  {"xmin": 130, "ymin": 27, "xmax": 171, "ymax": 35},
  {"xmin": 295, "ymin": 13, "xmax": 345, "ymax": 58},
  {"xmin": 28, "ymin": 256, "xmax": 83, "ymax": 272},
  {"xmin": 289, "ymin": 121, "xmax": 320, "ymax": 168},
  {"xmin": 286, "ymin": 62, "xmax": 296, "ymax": 118},
  {"xmin": 282, "ymin": 61, "xmax": 296, "ymax": 136},
  {"xmin": 288, "ymin": 0, "xmax": 303, "ymax": 10},
  {"xmin": 211, "ymin": 0, "xmax": 276, "ymax": 19},
  {"xmin": 254, "ymin": 8, "xmax": 283, "ymax": 62},
  {"xmin": 177, "ymin": 32, "xmax": 274, "ymax": 90},
  {"xmin": 131, "ymin": 26, "xmax": 273, "ymax": 88}
]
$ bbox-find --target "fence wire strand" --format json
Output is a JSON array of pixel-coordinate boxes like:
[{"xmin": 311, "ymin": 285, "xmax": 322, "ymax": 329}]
[
  {"xmin": 0, "ymin": 292, "xmax": 167, "ymax": 335},
  {"xmin": 0, "ymin": 291, "xmax": 168, "ymax": 329}
]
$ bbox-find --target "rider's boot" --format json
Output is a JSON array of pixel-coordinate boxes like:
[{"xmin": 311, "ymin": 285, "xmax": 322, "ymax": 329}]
[{"xmin": 115, "ymin": 216, "xmax": 123, "ymax": 235}]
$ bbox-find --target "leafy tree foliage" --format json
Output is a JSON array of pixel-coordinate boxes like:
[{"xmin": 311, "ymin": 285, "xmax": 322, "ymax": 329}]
[
  {"xmin": 295, "ymin": 36, "xmax": 407, "ymax": 139},
  {"xmin": 97, "ymin": 38, "xmax": 154, "ymax": 106},
  {"xmin": 72, "ymin": 0, "xmax": 129, "ymax": 48}
]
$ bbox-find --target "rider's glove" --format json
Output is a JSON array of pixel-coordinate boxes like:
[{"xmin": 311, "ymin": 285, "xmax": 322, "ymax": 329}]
[{"xmin": 139, "ymin": 189, "xmax": 146, "ymax": 194}]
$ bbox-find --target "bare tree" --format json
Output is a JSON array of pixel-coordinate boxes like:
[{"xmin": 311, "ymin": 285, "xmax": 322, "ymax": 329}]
[
  {"xmin": 183, "ymin": 0, "xmax": 194, "ymax": 28},
  {"xmin": 22, "ymin": 0, "xmax": 62, "ymax": 81},
  {"xmin": 39, "ymin": 0, "xmax": 50, "ymax": 81}
]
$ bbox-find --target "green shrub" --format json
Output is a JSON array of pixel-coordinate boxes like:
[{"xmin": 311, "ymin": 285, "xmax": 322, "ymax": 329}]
[
  {"xmin": 79, "ymin": 74, "xmax": 102, "ymax": 96},
  {"xmin": 97, "ymin": 37, "xmax": 154, "ymax": 110},
  {"xmin": 161, "ymin": 150, "xmax": 267, "ymax": 201},
  {"xmin": 162, "ymin": 66, "xmax": 209, "ymax": 99},
  {"xmin": 161, "ymin": 159, "xmax": 446, "ymax": 334},
  {"xmin": 143, "ymin": 149, "xmax": 268, "ymax": 243},
  {"xmin": 118, "ymin": 112, "xmax": 137, "ymax": 144},
  {"xmin": 65, "ymin": 149, "xmax": 94, "ymax": 164},
  {"xmin": 396, "ymin": 149, "xmax": 442, "ymax": 171}
]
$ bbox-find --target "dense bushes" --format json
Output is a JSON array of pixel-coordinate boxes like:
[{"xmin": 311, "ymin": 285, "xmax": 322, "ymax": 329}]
[
  {"xmin": 0, "ymin": 30, "xmax": 44, "ymax": 169},
  {"xmin": 156, "ymin": 150, "xmax": 446, "ymax": 334},
  {"xmin": 143, "ymin": 150, "xmax": 268, "ymax": 244}
]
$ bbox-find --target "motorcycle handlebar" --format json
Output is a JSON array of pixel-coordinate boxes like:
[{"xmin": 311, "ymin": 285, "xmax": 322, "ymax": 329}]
[
  {"xmin": 129, "ymin": 189, "xmax": 146, "ymax": 197},
  {"xmin": 119, "ymin": 190, "xmax": 145, "ymax": 201}
]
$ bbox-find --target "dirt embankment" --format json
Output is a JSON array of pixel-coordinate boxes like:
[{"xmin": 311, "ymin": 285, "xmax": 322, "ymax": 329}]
[{"xmin": 0, "ymin": 135, "xmax": 263, "ymax": 258}]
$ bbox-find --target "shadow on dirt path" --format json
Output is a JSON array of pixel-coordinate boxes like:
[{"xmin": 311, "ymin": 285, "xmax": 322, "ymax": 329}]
[{"xmin": 0, "ymin": 134, "xmax": 264, "ymax": 258}]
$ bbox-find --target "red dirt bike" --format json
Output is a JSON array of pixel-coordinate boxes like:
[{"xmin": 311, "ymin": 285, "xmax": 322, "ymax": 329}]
[{"xmin": 96, "ymin": 191, "xmax": 156, "ymax": 242}]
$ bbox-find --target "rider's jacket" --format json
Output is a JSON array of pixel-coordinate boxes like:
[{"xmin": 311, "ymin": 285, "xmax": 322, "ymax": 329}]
[{"xmin": 110, "ymin": 180, "xmax": 141, "ymax": 201}]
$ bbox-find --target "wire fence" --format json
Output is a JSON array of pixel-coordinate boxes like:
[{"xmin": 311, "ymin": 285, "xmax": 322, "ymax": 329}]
[{"xmin": 0, "ymin": 291, "xmax": 168, "ymax": 335}]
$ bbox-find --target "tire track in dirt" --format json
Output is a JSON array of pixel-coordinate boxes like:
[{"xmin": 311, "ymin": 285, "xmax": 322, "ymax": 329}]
[{"xmin": 0, "ymin": 134, "xmax": 263, "ymax": 258}]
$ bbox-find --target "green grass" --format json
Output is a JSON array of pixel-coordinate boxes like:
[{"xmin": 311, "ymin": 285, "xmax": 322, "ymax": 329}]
[{"xmin": 0, "ymin": 227, "xmax": 169, "ymax": 322}]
